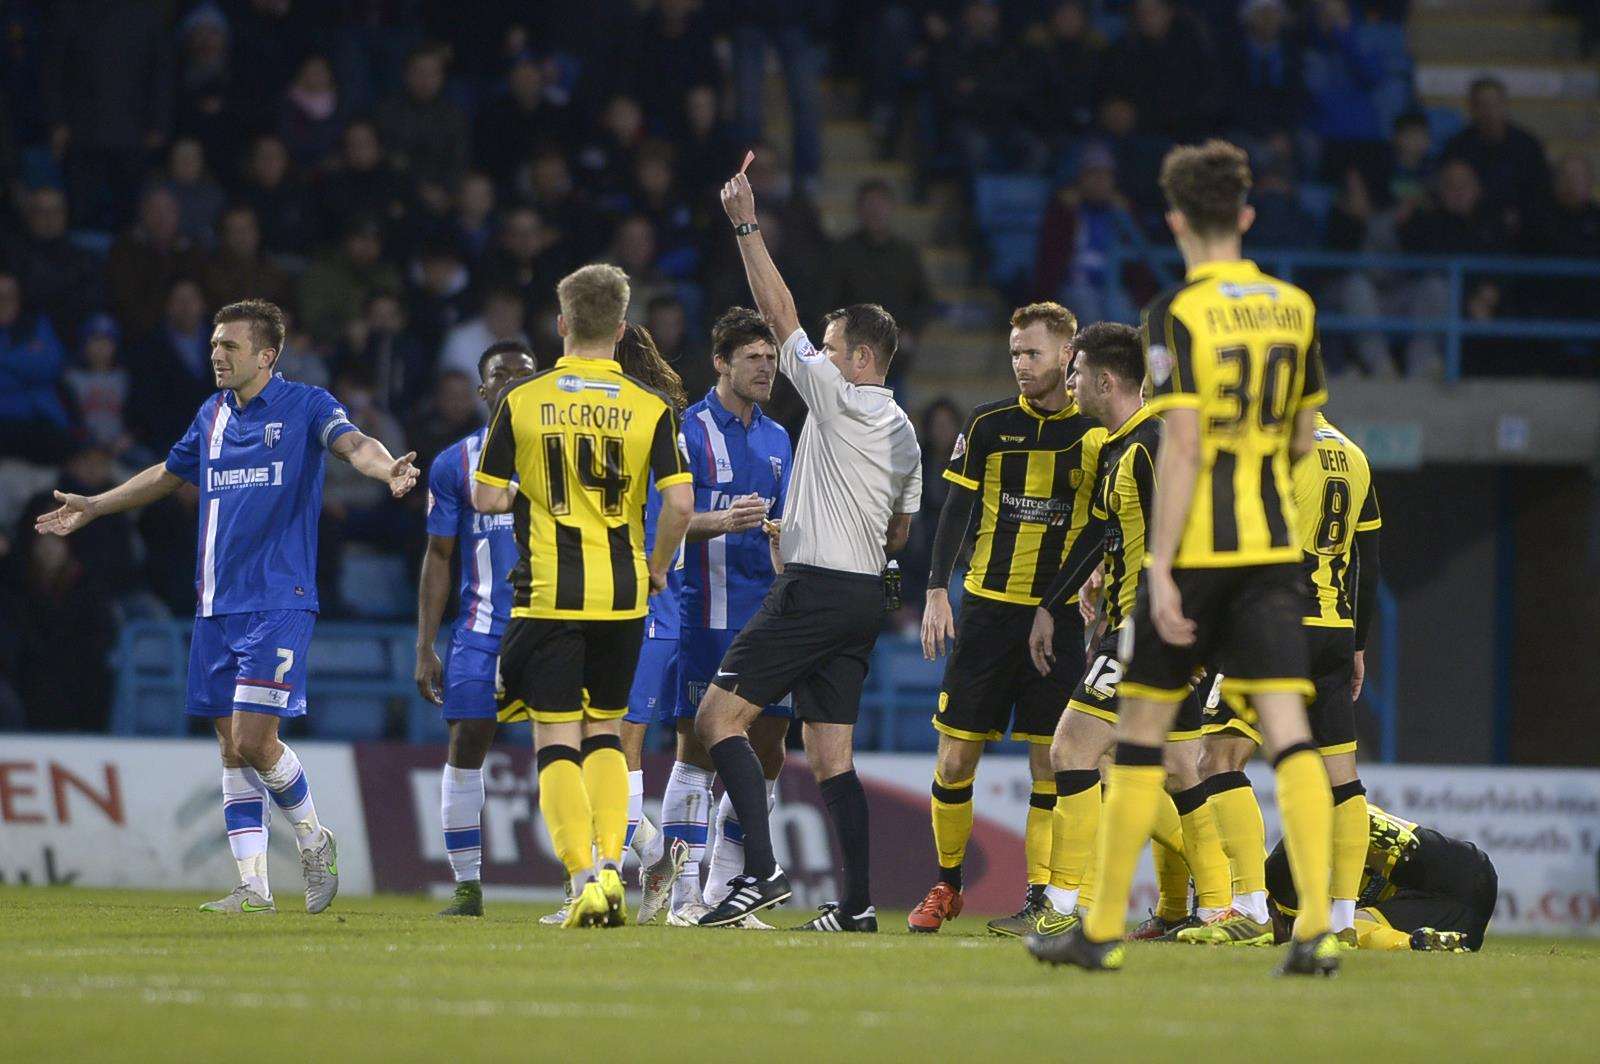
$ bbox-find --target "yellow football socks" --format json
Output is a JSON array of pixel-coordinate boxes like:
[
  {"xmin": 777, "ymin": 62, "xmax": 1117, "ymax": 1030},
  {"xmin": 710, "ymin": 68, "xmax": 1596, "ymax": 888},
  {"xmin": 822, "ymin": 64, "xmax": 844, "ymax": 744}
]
[
  {"xmin": 1025, "ymin": 779, "xmax": 1055, "ymax": 886},
  {"xmin": 536, "ymin": 747, "xmax": 594, "ymax": 877},
  {"xmin": 1275, "ymin": 744, "xmax": 1334, "ymax": 940},
  {"xmin": 1331, "ymin": 780, "xmax": 1370, "ymax": 923},
  {"xmin": 1355, "ymin": 915, "xmax": 1412, "ymax": 950},
  {"xmin": 1207, "ymin": 770, "xmax": 1268, "ymax": 896},
  {"xmin": 1049, "ymin": 770, "xmax": 1100, "ymax": 892},
  {"xmin": 1084, "ymin": 747, "xmax": 1165, "ymax": 943},
  {"xmin": 1151, "ymin": 790, "xmax": 1183, "ymax": 853},
  {"xmin": 1173, "ymin": 784, "xmax": 1232, "ymax": 912},
  {"xmin": 931, "ymin": 771, "xmax": 975, "ymax": 883},
  {"xmin": 1152, "ymin": 841, "xmax": 1191, "ymax": 923},
  {"xmin": 580, "ymin": 736, "xmax": 629, "ymax": 865}
]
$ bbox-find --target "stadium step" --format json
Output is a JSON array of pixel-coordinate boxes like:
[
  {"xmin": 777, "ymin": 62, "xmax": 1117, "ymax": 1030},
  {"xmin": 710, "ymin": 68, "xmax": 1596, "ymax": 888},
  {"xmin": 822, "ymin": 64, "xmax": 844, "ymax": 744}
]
[
  {"xmin": 817, "ymin": 120, "xmax": 879, "ymax": 167},
  {"xmin": 1546, "ymin": 136, "xmax": 1600, "ymax": 176},
  {"xmin": 1414, "ymin": 0, "xmax": 1558, "ymax": 14},
  {"xmin": 1416, "ymin": 63, "xmax": 1600, "ymax": 102},
  {"xmin": 817, "ymin": 200, "xmax": 943, "ymax": 244},
  {"xmin": 1421, "ymin": 93, "xmax": 1600, "ymax": 144},
  {"xmin": 904, "ymin": 372, "xmax": 1016, "ymax": 413},
  {"xmin": 917, "ymin": 322, "xmax": 1009, "ymax": 378},
  {"xmin": 820, "ymin": 160, "xmax": 917, "ymax": 201},
  {"xmin": 1409, "ymin": 15, "xmax": 1583, "ymax": 63},
  {"xmin": 924, "ymin": 247, "xmax": 974, "ymax": 289}
]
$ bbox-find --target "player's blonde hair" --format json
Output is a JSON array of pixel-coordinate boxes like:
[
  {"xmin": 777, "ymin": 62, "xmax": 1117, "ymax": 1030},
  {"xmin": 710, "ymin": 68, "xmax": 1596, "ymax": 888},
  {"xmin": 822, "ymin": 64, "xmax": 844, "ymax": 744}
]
[
  {"xmin": 1010, "ymin": 301, "xmax": 1078, "ymax": 343},
  {"xmin": 557, "ymin": 263, "xmax": 631, "ymax": 345}
]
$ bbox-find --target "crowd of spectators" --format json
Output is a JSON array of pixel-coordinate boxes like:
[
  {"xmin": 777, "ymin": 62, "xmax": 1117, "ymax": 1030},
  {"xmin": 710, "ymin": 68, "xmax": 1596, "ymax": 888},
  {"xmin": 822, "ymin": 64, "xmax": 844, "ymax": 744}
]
[
  {"xmin": 0, "ymin": 0, "xmax": 838, "ymax": 729},
  {"xmin": 864, "ymin": 0, "xmax": 1597, "ymax": 376},
  {"xmin": 0, "ymin": 0, "xmax": 1595, "ymax": 732}
]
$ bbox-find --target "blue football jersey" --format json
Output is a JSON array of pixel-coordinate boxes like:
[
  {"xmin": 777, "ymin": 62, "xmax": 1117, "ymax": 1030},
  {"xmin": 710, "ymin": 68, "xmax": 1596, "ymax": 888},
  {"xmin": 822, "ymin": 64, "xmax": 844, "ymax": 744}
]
[
  {"xmin": 643, "ymin": 472, "xmax": 683, "ymax": 640},
  {"xmin": 426, "ymin": 428, "xmax": 519, "ymax": 647},
  {"xmin": 679, "ymin": 388, "xmax": 791, "ymax": 631},
  {"xmin": 164, "ymin": 374, "xmax": 357, "ymax": 616}
]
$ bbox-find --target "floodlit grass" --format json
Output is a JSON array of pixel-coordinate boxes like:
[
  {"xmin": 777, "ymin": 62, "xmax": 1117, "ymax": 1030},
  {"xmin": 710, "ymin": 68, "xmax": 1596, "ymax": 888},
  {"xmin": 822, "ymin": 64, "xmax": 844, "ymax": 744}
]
[{"xmin": 3, "ymin": 887, "xmax": 1597, "ymax": 1062}]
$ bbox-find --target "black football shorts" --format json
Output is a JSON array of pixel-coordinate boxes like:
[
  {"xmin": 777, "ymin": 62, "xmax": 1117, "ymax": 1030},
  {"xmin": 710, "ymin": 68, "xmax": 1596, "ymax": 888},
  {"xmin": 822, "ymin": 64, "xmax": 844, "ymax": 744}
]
[
  {"xmin": 499, "ymin": 616, "xmax": 646, "ymax": 724},
  {"xmin": 712, "ymin": 565, "xmax": 884, "ymax": 725},
  {"xmin": 1121, "ymin": 563, "xmax": 1312, "ymax": 705},
  {"xmin": 933, "ymin": 594, "xmax": 1085, "ymax": 745}
]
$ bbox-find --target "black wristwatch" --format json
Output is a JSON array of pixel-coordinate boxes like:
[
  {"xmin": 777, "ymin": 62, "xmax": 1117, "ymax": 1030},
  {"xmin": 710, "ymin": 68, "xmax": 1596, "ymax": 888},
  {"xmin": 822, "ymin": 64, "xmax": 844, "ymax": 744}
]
[{"xmin": 733, "ymin": 222, "xmax": 760, "ymax": 236}]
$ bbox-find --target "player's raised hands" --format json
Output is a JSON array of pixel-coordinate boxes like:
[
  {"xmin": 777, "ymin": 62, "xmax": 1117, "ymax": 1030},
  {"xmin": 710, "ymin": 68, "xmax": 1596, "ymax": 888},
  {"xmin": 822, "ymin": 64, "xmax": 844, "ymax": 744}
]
[
  {"xmin": 388, "ymin": 452, "xmax": 420, "ymax": 498},
  {"xmin": 1147, "ymin": 564, "xmax": 1197, "ymax": 647},
  {"xmin": 34, "ymin": 490, "xmax": 95, "ymax": 537},
  {"xmin": 721, "ymin": 151, "xmax": 757, "ymax": 227}
]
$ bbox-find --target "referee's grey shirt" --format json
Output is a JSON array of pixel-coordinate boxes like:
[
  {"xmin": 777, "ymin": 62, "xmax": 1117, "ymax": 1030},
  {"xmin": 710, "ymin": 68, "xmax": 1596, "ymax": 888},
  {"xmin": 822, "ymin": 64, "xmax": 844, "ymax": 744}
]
[{"xmin": 777, "ymin": 328, "xmax": 922, "ymax": 576}]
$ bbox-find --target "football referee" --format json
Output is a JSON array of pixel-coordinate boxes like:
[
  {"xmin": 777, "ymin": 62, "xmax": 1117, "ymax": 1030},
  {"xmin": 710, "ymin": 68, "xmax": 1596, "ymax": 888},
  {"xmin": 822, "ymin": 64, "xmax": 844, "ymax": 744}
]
[{"xmin": 695, "ymin": 162, "xmax": 923, "ymax": 931}]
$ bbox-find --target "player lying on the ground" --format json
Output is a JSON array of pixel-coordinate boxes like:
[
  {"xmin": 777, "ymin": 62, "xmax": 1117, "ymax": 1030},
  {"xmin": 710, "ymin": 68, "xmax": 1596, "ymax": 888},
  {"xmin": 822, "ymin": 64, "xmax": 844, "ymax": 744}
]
[
  {"xmin": 1023, "ymin": 323, "xmax": 1234, "ymax": 945},
  {"xmin": 37, "ymin": 298, "xmax": 418, "ymax": 916},
  {"xmin": 1266, "ymin": 804, "xmax": 1497, "ymax": 952},
  {"xmin": 417, "ymin": 340, "xmax": 536, "ymax": 918},
  {"xmin": 911, "ymin": 301, "xmax": 1102, "ymax": 937}
]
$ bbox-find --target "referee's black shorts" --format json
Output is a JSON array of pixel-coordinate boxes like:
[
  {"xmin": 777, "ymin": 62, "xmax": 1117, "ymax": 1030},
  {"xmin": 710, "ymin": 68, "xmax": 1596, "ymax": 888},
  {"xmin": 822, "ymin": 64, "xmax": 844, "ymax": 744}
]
[{"xmin": 712, "ymin": 564, "xmax": 884, "ymax": 725}]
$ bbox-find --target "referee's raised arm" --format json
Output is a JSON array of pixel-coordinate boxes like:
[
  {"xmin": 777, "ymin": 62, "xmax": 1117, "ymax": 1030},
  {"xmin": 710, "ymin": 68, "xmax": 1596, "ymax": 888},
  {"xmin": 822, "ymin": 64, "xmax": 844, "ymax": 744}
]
[{"xmin": 721, "ymin": 155, "xmax": 800, "ymax": 343}]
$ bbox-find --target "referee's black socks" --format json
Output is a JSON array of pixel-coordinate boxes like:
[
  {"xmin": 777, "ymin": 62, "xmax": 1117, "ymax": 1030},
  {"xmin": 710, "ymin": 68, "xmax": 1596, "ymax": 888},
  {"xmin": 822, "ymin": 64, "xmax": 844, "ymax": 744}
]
[
  {"xmin": 710, "ymin": 736, "xmax": 776, "ymax": 879},
  {"xmin": 820, "ymin": 770, "xmax": 872, "ymax": 915}
]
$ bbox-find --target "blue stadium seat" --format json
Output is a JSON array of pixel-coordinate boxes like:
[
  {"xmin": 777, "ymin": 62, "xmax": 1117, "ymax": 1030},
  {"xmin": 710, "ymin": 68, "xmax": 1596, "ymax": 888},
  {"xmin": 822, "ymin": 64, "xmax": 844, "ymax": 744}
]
[
  {"xmin": 1427, "ymin": 106, "xmax": 1466, "ymax": 147},
  {"xmin": 972, "ymin": 174, "xmax": 1051, "ymax": 234},
  {"xmin": 338, "ymin": 551, "xmax": 412, "ymax": 619},
  {"xmin": 1297, "ymin": 182, "xmax": 1337, "ymax": 232},
  {"xmin": 973, "ymin": 174, "xmax": 1052, "ymax": 292},
  {"xmin": 109, "ymin": 621, "xmax": 190, "ymax": 735}
]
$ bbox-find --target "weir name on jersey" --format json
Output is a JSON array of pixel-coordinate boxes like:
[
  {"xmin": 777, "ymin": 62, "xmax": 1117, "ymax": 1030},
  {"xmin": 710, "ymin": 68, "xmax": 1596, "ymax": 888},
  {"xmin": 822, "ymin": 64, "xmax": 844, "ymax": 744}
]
[
  {"xmin": 539, "ymin": 400, "xmax": 636, "ymax": 432},
  {"xmin": 1316, "ymin": 446, "xmax": 1351, "ymax": 473},
  {"xmin": 208, "ymin": 463, "xmax": 284, "ymax": 491}
]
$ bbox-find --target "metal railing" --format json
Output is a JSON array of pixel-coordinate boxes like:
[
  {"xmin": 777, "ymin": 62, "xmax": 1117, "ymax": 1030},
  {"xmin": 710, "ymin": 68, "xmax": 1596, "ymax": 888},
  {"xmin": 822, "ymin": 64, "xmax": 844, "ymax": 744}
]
[{"xmin": 1108, "ymin": 246, "xmax": 1600, "ymax": 381}]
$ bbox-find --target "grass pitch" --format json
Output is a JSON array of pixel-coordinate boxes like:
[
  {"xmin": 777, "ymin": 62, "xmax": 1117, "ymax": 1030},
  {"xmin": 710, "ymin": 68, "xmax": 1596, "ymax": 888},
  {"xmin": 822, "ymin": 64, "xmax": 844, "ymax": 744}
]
[{"xmin": 3, "ymin": 888, "xmax": 1598, "ymax": 1063}]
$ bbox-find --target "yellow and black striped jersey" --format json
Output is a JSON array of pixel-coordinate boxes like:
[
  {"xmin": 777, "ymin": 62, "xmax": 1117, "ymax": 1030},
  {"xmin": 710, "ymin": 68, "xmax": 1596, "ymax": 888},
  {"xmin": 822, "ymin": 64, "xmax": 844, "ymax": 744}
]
[
  {"xmin": 944, "ymin": 396, "xmax": 1104, "ymax": 606},
  {"xmin": 476, "ymin": 354, "xmax": 690, "ymax": 620},
  {"xmin": 1088, "ymin": 403, "xmax": 1161, "ymax": 629},
  {"xmin": 1294, "ymin": 414, "xmax": 1381, "ymax": 627},
  {"xmin": 1143, "ymin": 259, "xmax": 1327, "ymax": 568}
]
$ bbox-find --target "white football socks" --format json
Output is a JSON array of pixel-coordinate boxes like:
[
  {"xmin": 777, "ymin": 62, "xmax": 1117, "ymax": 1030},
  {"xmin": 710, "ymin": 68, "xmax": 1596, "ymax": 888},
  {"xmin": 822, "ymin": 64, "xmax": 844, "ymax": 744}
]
[
  {"xmin": 1044, "ymin": 885, "xmax": 1077, "ymax": 915},
  {"xmin": 222, "ymin": 766, "xmax": 270, "ymax": 898},
  {"xmin": 662, "ymin": 761, "xmax": 715, "ymax": 909},
  {"xmin": 626, "ymin": 770, "xmax": 665, "ymax": 869},
  {"xmin": 1232, "ymin": 890, "xmax": 1270, "ymax": 925},
  {"xmin": 441, "ymin": 765, "xmax": 485, "ymax": 883},
  {"xmin": 259, "ymin": 744, "xmax": 323, "ymax": 851},
  {"xmin": 704, "ymin": 777, "xmax": 778, "ymax": 906},
  {"xmin": 1331, "ymin": 898, "xmax": 1356, "ymax": 934}
]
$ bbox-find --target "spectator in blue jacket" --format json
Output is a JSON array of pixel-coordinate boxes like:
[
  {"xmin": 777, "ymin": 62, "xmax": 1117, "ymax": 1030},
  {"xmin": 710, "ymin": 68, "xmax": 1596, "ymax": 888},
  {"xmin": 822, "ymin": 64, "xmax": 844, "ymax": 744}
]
[
  {"xmin": 0, "ymin": 272, "xmax": 72, "ymax": 462},
  {"xmin": 1303, "ymin": 0, "xmax": 1388, "ymax": 176}
]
